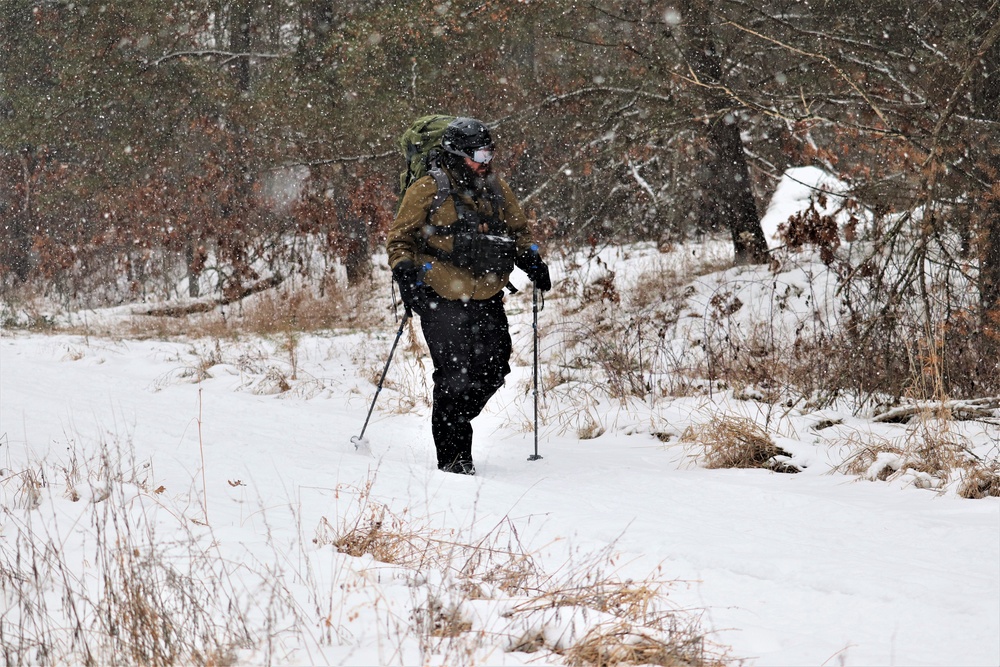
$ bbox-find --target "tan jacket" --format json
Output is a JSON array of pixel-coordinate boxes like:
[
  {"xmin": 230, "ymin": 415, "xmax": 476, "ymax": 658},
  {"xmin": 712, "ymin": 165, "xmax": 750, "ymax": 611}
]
[{"xmin": 386, "ymin": 171, "xmax": 535, "ymax": 301}]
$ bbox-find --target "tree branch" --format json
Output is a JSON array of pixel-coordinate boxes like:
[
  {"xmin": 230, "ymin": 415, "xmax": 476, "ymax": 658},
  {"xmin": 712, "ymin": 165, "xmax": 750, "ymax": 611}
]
[
  {"xmin": 722, "ymin": 19, "xmax": 898, "ymax": 134},
  {"xmin": 287, "ymin": 150, "xmax": 396, "ymax": 168},
  {"xmin": 498, "ymin": 86, "xmax": 676, "ymax": 126},
  {"xmin": 926, "ymin": 16, "xmax": 1000, "ymax": 163},
  {"xmin": 148, "ymin": 50, "xmax": 286, "ymax": 66},
  {"xmin": 718, "ymin": 0, "xmax": 913, "ymax": 60}
]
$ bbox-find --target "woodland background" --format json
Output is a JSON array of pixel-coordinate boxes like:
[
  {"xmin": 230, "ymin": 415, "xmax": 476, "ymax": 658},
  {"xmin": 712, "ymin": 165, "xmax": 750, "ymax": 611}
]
[{"xmin": 2, "ymin": 0, "xmax": 1000, "ymax": 399}]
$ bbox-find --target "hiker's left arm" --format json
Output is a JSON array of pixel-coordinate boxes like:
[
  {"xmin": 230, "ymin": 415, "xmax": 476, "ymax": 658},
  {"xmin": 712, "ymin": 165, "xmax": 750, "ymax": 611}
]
[{"xmin": 386, "ymin": 177, "xmax": 437, "ymax": 269}]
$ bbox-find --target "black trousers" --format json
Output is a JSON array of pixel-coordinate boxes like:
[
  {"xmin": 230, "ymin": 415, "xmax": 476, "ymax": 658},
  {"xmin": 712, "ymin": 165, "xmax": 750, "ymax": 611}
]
[{"xmin": 417, "ymin": 291, "xmax": 512, "ymax": 469}]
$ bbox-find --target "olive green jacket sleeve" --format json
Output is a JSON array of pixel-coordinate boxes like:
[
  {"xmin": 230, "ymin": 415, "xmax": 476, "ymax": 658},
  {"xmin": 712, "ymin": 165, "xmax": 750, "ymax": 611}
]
[
  {"xmin": 385, "ymin": 173, "xmax": 535, "ymax": 301},
  {"xmin": 386, "ymin": 175, "xmax": 438, "ymax": 270}
]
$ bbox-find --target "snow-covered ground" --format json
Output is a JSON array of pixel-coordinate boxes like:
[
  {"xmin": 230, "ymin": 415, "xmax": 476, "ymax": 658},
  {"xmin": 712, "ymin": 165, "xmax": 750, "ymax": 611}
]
[
  {"xmin": 2, "ymin": 168, "xmax": 998, "ymax": 665},
  {"xmin": 2, "ymin": 286, "xmax": 998, "ymax": 665}
]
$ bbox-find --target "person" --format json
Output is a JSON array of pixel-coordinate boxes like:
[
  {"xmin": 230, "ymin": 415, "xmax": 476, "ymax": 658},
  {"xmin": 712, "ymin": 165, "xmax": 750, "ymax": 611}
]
[{"xmin": 386, "ymin": 117, "xmax": 551, "ymax": 475}]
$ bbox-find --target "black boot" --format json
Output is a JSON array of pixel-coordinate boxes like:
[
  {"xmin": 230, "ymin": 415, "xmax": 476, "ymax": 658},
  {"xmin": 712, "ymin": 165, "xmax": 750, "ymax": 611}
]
[{"xmin": 440, "ymin": 459, "xmax": 476, "ymax": 475}]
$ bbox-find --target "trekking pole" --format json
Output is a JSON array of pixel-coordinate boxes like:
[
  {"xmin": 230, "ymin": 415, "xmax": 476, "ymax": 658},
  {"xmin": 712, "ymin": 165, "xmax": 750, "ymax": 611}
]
[
  {"xmin": 352, "ymin": 308, "xmax": 412, "ymax": 449},
  {"xmin": 528, "ymin": 284, "xmax": 543, "ymax": 461}
]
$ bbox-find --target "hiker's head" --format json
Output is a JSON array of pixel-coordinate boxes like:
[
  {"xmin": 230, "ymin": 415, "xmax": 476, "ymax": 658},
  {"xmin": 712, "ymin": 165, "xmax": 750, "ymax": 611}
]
[{"xmin": 442, "ymin": 117, "xmax": 494, "ymax": 177}]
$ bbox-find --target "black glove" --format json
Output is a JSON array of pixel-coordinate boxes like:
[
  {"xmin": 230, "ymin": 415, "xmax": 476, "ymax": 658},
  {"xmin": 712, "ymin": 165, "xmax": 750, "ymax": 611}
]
[
  {"xmin": 392, "ymin": 259, "xmax": 425, "ymax": 313},
  {"xmin": 516, "ymin": 250, "xmax": 552, "ymax": 292}
]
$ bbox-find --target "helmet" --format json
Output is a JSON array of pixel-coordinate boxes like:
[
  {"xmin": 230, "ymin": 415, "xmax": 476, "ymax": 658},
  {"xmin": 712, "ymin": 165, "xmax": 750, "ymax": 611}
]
[{"xmin": 441, "ymin": 117, "xmax": 494, "ymax": 163}]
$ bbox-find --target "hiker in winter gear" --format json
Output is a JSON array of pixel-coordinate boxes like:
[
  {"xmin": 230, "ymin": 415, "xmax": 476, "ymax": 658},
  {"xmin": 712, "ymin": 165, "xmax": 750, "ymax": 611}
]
[{"xmin": 387, "ymin": 117, "xmax": 551, "ymax": 475}]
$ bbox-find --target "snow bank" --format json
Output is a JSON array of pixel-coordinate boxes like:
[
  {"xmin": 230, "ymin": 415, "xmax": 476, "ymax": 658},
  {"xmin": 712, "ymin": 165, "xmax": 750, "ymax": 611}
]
[{"xmin": 760, "ymin": 165, "xmax": 853, "ymax": 249}]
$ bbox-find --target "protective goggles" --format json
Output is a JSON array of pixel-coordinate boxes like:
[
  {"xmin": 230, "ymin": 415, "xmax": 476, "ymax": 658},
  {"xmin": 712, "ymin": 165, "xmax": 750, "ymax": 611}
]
[{"xmin": 467, "ymin": 147, "xmax": 494, "ymax": 164}]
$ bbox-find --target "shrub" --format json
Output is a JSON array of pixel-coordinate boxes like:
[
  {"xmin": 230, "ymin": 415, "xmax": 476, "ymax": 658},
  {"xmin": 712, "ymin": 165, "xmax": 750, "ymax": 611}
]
[
  {"xmin": 681, "ymin": 416, "xmax": 798, "ymax": 473},
  {"xmin": 835, "ymin": 416, "xmax": 999, "ymax": 497}
]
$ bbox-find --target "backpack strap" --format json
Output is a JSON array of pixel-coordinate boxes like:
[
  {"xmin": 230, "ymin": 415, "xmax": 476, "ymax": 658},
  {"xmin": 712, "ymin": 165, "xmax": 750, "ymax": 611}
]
[
  {"xmin": 418, "ymin": 172, "xmax": 519, "ymax": 294},
  {"xmin": 423, "ymin": 171, "xmax": 508, "ymax": 234},
  {"xmin": 427, "ymin": 163, "xmax": 451, "ymax": 218},
  {"xmin": 483, "ymin": 173, "xmax": 506, "ymax": 221}
]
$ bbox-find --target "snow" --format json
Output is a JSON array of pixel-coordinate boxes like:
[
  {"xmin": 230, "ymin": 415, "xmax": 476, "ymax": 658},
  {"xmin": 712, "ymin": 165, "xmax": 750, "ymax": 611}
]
[
  {"xmin": 759, "ymin": 166, "xmax": 852, "ymax": 249},
  {"xmin": 1, "ymin": 175, "xmax": 998, "ymax": 665},
  {"xmin": 2, "ymin": 301, "xmax": 998, "ymax": 665}
]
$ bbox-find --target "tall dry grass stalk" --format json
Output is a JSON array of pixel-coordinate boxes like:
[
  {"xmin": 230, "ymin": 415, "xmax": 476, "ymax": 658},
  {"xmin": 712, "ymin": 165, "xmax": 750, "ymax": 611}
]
[
  {"xmin": 322, "ymin": 478, "xmax": 731, "ymax": 666},
  {"xmin": 322, "ymin": 477, "xmax": 543, "ymax": 596},
  {"xmin": 2, "ymin": 427, "xmax": 734, "ymax": 666},
  {"xmin": 553, "ymin": 246, "xmax": 728, "ymax": 405},
  {"xmin": 0, "ymin": 440, "xmax": 250, "ymax": 667},
  {"xmin": 957, "ymin": 461, "xmax": 1000, "ymax": 499},
  {"xmin": 349, "ymin": 317, "xmax": 431, "ymax": 414},
  {"xmin": 503, "ymin": 543, "xmax": 728, "ymax": 667},
  {"xmin": 563, "ymin": 621, "xmax": 716, "ymax": 667},
  {"xmin": 45, "ymin": 276, "xmax": 392, "ymax": 340}
]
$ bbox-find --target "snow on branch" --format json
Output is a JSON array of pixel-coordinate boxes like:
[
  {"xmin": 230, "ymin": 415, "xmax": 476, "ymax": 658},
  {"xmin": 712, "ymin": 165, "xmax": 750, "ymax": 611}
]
[
  {"xmin": 628, "ymin": 159, "xmax": 657, "ymax": 201},
  {"xmin": 148, "ymin": 50, "xmax": 286, "ymax": 66}
]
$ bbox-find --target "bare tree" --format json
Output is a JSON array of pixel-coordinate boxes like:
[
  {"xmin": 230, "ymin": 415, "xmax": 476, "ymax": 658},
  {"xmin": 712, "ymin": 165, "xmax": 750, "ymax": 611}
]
[{"xmin": 678, "ymin": 0, "xmax": 769, "ymax": 264}]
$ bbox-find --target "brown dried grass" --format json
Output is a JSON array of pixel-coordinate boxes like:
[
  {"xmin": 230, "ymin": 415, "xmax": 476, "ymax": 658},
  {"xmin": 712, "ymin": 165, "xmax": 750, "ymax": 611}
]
[
  {"xmin": 107, "ymin": 278, "xmax": 390, "ymax": 339},
  {"xmin": 322, "ymin": 479, "xmax": 544, "ymax": 595},
  {"xmin": 563, "ymin": 622, "xmax": 720, "ymax": 667},
  {"xmin": 0, "ymin": 442, "xmax": 248, "ymax": 666},
  {"xmin": 834, "ymin": 414, "xmax": 999, "ymax": 497},
  {"xmin": 507, "ymin": 567, "xmax": 728, "ymax": 667},
  {"xmin": 681, "ymin": 416, "xmax": 796, "ymax": 472},
  {"xmin": 325, "ymin": 479, "xmax": 731, "ymax": 665},
  {"xmin": 958, "ymin": 461, "xmax": 1000, "ymax": 499},
  {"xmin": 237, "ymin": 280, "xmax": 385, "ymax": 334},
  {"xmin": 835, "ymin": 432, "xmax": 905, "ymax": 480}
]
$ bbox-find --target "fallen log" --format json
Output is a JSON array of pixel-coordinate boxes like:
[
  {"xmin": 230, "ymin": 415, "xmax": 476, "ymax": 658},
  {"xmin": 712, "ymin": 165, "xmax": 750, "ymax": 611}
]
[
  {"xmin": 136, "ymin": 274, "xmax": 284, "ymax": 317},
  {"xmin": 872, "ymin": 397, "xmax": 1000, "ymax": 423}
]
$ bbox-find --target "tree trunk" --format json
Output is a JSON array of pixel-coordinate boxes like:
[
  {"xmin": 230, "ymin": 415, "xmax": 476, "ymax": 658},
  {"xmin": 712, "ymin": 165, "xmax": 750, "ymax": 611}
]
[
  {"xmin": 983, "ymin": 197, "xmax": 1000, "ymax": 318},
  {"xmin": 975, "ymin": 36, "xmax": 1000, "ymax": 378},
  {"xmin": 679, "ymin": 0, "xmax": 769, "ymax": 264},
  {"xmin": 229, "ymin": 0, "xmax": 255, "ymax": 92},
  {"xmin": 978, "ymin": 145, "xmax": 1000, "ymax": 392},
  {"xmin": 336, "ymin": 190, "xmax": 369, "ymax": 286},
  {"xmin": 977, "ymin": 178, "xmax": 1000, "ymax": 393},
  {"xmin": 185, "ymin": 238, "xmax": 201, "ymax": 298},
  {"xmin": 9, "ymin": 146, "xmax": 35, "ymax": 281},
  {"xmin": 342, "ymin": 214, "xmax": 369, "ymax": 286}
]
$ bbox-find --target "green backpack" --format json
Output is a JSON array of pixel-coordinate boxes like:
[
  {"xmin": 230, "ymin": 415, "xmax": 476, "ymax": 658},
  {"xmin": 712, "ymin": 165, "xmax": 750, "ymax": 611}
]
[{"xmin": 397, "ymin": 114, "xmax": 455, "ymax": 213}]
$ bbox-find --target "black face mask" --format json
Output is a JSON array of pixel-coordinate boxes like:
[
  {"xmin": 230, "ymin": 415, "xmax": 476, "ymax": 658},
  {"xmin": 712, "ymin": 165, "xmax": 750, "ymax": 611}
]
[{"xmin": 442, "ymin": 151, "xmax": 490, "ymax": 189}]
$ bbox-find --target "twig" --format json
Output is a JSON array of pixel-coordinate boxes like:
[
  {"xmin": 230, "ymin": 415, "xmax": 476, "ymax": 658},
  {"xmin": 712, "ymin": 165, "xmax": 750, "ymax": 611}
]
[
  {"xmin": 148, "ymin": 50, "xmax": 285, "ymax": 66},
  {"xmin": 198, "ymin": 387, "xmax": 208, "ymax": 525},
  {"xmin": 722, "ymin": 20, "xmax": 897, "ymax": 134},
  {"xmin": 289, "ymin": 150, "xmax": 395, "ymax": 167}
]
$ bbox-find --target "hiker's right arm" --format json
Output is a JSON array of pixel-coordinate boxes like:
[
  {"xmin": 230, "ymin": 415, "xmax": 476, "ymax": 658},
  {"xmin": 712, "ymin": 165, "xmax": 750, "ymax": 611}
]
[{"xmin": 386, "ymin": 177, "xmax": 438, "ymax": 270}]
